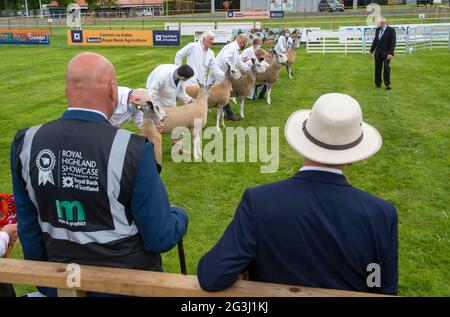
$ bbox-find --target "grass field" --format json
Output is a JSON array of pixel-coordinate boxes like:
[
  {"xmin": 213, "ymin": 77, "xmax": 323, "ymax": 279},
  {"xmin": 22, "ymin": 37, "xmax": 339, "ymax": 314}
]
[{"xmin": 0, "ymin": 21, "xmax": 449, "ymax": 296}]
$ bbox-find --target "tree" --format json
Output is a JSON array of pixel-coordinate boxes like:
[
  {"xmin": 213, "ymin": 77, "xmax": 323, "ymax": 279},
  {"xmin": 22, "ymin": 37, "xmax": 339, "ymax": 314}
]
[
  {"xmin": 84, "ymin": 0, "xmax": 119, "ymax": 11},
  {"xmin": 85, "ymin": 0, "xmax": 97, "ymax": 11},
  {"xmin": 96, "ymin": 0, "xmax": 119, "ymax": 10},
  {"xmin": 55, "ymin": 0, "xmax": 75, "ymax": 10}
]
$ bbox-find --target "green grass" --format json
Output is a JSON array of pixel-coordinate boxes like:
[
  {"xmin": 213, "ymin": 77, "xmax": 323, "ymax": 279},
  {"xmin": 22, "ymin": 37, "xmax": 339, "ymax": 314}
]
[{"xmin": 0, "ymin": 19, "xmax": 449, "ymax": 297}]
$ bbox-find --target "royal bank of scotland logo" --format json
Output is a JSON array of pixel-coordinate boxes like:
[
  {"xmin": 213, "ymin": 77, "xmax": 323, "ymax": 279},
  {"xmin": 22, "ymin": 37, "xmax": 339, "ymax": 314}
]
[{"xmin": 36, "ymin": 149, "xmax": 56, "ymax": 186}]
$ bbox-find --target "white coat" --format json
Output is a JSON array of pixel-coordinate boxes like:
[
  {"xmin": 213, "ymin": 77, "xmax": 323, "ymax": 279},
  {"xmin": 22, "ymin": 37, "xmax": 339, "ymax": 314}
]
[
  {"xmin": 146, "ymin": 64, "xmax": 192, "ymax": 108},
  {"xmin": 274, "ymin": 35, "xmax": 289, "ymax": 54},
  {"xmin": 208, "ymin": 41, "xmax": 250, "ymax": 84},
  {"xmin": 240, "ymin": 46, "xmax": 256, "ymax": 67},
  {"xmin": 174, "ymin": 41, "xmax": 219, "ymax": 84},
  {"xmin": 109, "ymin": 86, "xmax": 143, "ymax": 129}
]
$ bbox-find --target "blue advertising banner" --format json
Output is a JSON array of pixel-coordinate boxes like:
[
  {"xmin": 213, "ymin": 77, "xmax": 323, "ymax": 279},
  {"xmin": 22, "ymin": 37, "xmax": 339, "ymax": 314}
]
[
  {"xmin": 270, "ymin": 11, "xmax": 285, "ymax": 18},
  {"xmin": 0, "ymin": 30, "xmax": 50, "ymax": 45},
  {"xmin": 152, "ymin": 30, "xmax": 180, "ymax": 46}
]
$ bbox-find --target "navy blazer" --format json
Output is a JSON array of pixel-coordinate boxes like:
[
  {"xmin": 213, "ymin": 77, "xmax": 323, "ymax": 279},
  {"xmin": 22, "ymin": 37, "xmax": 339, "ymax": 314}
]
[
  {"xmin": 370, "ymin": 26, "xmax": 396, "ymax": 58},
  {"xmin": 197, "ymin": 170, "xmax": 398, "ymax": 294}
]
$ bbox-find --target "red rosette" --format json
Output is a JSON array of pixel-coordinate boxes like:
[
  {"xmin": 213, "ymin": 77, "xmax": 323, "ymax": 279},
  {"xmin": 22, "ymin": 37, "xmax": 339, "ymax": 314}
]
[{"xmin": 0, "ymin": 193, "xmax": 16, "ymax": 228}]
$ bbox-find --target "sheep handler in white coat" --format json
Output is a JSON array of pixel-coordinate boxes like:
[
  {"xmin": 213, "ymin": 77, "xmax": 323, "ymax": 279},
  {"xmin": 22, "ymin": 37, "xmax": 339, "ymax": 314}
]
[
  {"xmin": 146, "ymin": 64, "xmax": 194, "ymax": 109},
  {"xmin": 240, "ymin": 39, "xmax": 270, "ymax": 100},
  {"xmin": 174, "ymin": 31, "xmax": 220, "ymax": 86},
  {"xmin": 208, "ymin": 33, "xmax": 250, "ymax": 121},
  {"xmin": 109, "ymin": 86, "xmax": 163, "ymax": 133},
  {"xmin": 274, "ymin": 29, "xmax": 291, "ymax": 54}
]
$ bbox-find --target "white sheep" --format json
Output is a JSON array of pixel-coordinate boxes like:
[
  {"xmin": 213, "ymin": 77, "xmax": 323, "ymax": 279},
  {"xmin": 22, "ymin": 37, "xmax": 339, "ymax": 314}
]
[
  {"xmin": 185, "ymin": 66, "xmax": 242, "ymax": 131},
  {"xmin": 255, "ymin": 50, "xmax": 287, "ymax": 105},
  {"xmin": 229, "ymin": 59, "xmax": 259, "ymax": 119},
  {"xmin": 155, "ymin": 83, "xmax": 212, "ymax": 160}
]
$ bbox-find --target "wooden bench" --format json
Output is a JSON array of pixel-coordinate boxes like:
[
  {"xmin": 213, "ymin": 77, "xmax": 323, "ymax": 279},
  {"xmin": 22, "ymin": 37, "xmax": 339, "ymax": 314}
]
[{"xmin": 0, "ymin": 258, "xmax": 390, "ymax": 297}]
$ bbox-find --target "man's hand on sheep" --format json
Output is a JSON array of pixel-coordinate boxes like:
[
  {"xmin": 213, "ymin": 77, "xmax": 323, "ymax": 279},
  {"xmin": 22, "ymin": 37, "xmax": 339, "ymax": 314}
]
[{"xmin": 156, "ymin": 123, "xmax": 164, "ymax": 133}]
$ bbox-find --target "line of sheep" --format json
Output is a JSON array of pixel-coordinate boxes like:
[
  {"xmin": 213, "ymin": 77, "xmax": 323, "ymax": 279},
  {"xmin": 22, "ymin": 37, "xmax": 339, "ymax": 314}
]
[{"xmin": 141, "ymin": 44, "xmax": 298, "ymax": 160}]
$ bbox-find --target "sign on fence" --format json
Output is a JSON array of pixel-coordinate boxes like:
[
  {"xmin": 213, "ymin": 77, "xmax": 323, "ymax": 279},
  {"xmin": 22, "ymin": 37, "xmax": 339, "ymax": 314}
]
[
  {"xmin": 152, "ymin": 30, "xmax": 180, "ymax": 46},
  {"xmin": 226, "ymin": 11, "xmax": 270, "ymax": 19},
  {"xmin": 0, "ymin": 30, "xmax": 50, "ymax": 45},
  {"xmin": 67, "ymin": 30, "xmax": 181, "ymax": 47},
  {"xmin": 68, "ymin": 30, "xmax": 153, "ymax": 46},
  {"xmin": 270, "ymin": 11, "xmax": 285, "ymax": 18}
]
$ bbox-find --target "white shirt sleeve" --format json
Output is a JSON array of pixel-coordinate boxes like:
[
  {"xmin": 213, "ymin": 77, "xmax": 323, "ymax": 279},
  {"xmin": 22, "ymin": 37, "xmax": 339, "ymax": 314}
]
[
  {"xmin": 133, "ymin": 111, "xmax": 144, "ymax": 130},
  {"xmin": 275, "ymin": 36, "xmax": 287, "ymax": 53},
  {"xmin": 147, "ymin": 77, "xmax": 163, "ymax": 108},
  {"xmin": 261, "ymin": 60, "xmax": 270, "ymax": 68},
  {"xmin": 237, "ymin": 56, "xmax": 251, "ymax": 71},
  {"xmin": 209, "ymin": 57, "xmax": 224, "ymax": 82},
  {"xmin": 174, "ymin": 43, "xmax": 194, "ymax": 66},
  {"xmin": 287, "ymin": 37, "xmax": 294, "ymax": 48},
  {"xmin": 0, "ymin": 231, "xmax": 9, "ymax": 258}
]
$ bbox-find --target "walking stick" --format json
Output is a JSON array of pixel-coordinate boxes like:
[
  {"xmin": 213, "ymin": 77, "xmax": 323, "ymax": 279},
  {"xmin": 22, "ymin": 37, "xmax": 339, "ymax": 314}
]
[
  {"xmin": 5, "ymin": 242, "xmax": 15, "ymax": 258},
  {"xmin": 177, "ymin": 239, "xmax": 187, "ymax": 275}
]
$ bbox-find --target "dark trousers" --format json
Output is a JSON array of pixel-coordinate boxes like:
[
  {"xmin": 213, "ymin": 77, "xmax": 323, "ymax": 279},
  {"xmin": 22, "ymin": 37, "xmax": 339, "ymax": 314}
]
[
  {"xmin": 224, "ymin": 104, "xmax": 234, "ymax": 118},
  {"xmin": 252, "ymin": 84, "xmax": 266, "ymax": 99},
  {"xmin": 0, "ymin": 283, "xmax": 16, "ymax": 297},
  {"xmin": 375, "ymin": 54, "xmax": 391, "ymax": 87}
]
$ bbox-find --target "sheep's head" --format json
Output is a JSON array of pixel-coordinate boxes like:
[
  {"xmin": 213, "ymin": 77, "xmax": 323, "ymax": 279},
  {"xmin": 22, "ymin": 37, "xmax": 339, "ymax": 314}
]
[
  {"xmin": 132, "ymin": 88, "xmax": 166, "ymax": 124},
  {"xmin": 254, "ymin": 61, "xmax": 267, "ymax": 73},
  {"xmin": 276, "ymin": 52, "xmax": 288, "ymax": 64},
  {"xmin": 143, "ymin": 101, "xmax": 166, "ymax": 125},
  {"xmin": 226, "ymin": 64, "xmax": 242, "ymax": 80},
  {"xmin": 197, "ymin": 82, "xmax": 212, "ymax": 99}
]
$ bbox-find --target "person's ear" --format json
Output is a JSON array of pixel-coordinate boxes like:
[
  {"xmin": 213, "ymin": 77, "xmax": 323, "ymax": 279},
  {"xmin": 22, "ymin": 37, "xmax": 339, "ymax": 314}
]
[{"xmin": 108, "ymin": 79, "xmax": 118, "ymax": 109}]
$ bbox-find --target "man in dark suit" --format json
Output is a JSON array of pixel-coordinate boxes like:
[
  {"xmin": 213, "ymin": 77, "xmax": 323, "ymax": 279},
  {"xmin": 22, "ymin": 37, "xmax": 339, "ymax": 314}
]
[
  {"xmin": 197, "ymin": 93, "xmax": 398, "ymax": 295},
  {"xmin": 369, "ymin": 17, "xmax": 396, "ymax": 89}
]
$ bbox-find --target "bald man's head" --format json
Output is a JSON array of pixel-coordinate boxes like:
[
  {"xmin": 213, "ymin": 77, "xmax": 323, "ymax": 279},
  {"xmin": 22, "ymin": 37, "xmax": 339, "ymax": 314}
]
[{"xmin": 66, "ymin": 52, "xmax": 118, "ymax": 117}]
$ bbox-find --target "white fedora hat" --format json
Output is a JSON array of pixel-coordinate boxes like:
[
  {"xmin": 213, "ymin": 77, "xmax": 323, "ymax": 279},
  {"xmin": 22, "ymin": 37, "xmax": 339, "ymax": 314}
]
[{"xmin": 284, "ymin": 93, "xmax": 382, "ymax": 165}]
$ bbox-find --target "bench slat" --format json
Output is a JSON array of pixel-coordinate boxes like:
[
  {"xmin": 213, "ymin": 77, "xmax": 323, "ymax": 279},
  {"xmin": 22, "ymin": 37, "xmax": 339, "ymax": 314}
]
[{"xmin": 0, "ymin": 258, "xmax": 389, "ymax": 297}]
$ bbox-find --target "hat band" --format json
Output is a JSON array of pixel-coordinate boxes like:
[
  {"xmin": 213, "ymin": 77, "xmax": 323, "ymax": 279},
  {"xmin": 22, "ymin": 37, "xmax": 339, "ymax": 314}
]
[{"xmin": 302, "ymin": 120, "xmax": 364, "ymax": 151}]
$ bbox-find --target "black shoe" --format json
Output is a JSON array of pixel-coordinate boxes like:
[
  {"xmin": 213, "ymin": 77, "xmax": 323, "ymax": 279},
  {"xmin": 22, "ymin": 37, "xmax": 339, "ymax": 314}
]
[
  {"xmin": 375, "ymin": 85, "xmax": 381, "ymax": 88},
  {"xmin": 225, "ymin": 115, "xmax": 242, "ymax": 122},
  {"xmin": 386, "ymin": 86, "xmax": 391, "ymax": 90}
]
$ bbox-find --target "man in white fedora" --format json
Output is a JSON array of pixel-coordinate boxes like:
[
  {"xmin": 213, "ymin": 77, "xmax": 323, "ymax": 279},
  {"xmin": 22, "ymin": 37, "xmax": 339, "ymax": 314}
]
[{"xmin": 197, "ymin": 93, "xmax": 398, "ymax": 295}]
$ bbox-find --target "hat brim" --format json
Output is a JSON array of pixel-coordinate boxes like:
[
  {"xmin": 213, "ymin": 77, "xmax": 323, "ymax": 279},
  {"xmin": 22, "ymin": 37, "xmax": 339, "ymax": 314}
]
[{"xmin": 284, "ymin": 110, "xmax": 382, "ymax": 165}]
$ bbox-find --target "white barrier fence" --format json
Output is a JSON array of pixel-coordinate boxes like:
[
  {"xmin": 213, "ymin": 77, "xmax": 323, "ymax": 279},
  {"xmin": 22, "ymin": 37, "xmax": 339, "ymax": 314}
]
[
  {"xmin": 306, "ymin": 25, "xmax": 450, "ymax": 54},
  {"xmin": 164, "ymin": 22, "xmax": 262, "ymax": 36}
]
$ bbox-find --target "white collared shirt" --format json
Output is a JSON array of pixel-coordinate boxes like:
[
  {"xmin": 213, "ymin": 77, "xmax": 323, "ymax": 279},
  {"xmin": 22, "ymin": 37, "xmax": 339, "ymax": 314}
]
[
  {"xmin": 67, "ymin": 107, "xmax": 108, "ymax": 120},
  {"xmin": 379, "ymin": 26, "xmax": 387, "ymax": 39},
  {"xmin": 299, "ymin": 166, "xmax": 343, "ymax": 175}
]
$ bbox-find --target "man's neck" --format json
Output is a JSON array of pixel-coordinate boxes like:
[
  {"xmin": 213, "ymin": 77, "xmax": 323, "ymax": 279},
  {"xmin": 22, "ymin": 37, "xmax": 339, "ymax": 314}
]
[
  {"xmin": 300, "ymin": 165, "xmax": 343, "ymax": 175},
  {"xmin": 302, "ymin": 158, "xmax": 346, "ymax": 172},
  {"xmin": 67, "ymin": 107, "xmax": 108, "ymax": 120}
]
